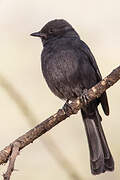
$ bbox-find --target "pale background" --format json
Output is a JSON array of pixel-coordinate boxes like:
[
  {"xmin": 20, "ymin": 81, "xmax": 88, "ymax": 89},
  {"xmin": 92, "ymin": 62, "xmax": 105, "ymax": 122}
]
[{"xmin": 0, "ymin": 0, "xmax": 120, "ymax": 180}]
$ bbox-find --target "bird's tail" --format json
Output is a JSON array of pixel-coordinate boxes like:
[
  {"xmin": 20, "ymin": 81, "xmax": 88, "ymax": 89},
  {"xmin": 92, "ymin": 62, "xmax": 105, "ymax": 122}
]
[{"xmin": 81, "ymin": 109, "xmax": 114, "ymax": 175}]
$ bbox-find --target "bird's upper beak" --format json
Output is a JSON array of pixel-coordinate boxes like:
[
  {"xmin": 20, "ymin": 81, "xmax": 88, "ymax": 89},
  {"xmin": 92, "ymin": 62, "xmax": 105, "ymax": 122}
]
[{"xmin": 30, "ymin": 31, "xmax": 47, "ymax": 39}]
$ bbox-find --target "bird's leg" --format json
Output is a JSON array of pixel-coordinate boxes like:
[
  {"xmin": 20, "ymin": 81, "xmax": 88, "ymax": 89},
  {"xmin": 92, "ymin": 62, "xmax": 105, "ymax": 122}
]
[{"xmin": 80, "ymin": 89, "xmax": 89, "ymax": 106}]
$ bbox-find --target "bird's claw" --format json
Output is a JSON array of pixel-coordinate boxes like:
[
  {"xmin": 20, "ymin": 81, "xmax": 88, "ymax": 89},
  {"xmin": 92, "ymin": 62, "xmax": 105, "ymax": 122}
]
[
  {"xmin": 63, "ymin": 100, "xmax": 73, "ymax": 117},
  {"xmin": 80, "ymin": 89, "xmax": 89, "ymax": 106}
]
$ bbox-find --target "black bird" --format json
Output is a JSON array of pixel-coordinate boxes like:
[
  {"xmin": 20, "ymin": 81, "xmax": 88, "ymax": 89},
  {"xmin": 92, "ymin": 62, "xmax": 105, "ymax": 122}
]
[{"xmin": 31, "ymin": 19, "xmax": 114, "ymax": 175}]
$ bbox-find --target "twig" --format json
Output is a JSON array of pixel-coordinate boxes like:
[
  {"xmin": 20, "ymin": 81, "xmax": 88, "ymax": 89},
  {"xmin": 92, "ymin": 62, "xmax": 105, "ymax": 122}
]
[
  {"xmin": 3, "ymin": 142, "xmax": 20, "ymax": 180},
  {"xmin": 0, "ymin": 65, "xmax": 120, "ymax": 180}
]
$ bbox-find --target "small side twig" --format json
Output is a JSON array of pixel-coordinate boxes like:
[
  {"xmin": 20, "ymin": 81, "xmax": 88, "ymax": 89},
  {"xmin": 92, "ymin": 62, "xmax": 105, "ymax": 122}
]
[
  {"xmin": 0, "ymin": 65, "xmax": 120, "ymax": 180},
  {"xmin": 3, "ymin": 142, "xmax": 20, "ymax": 180}
]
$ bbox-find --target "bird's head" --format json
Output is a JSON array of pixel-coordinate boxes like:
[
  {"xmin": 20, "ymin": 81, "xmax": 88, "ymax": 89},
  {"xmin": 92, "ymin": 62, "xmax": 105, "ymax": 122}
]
[{"xmin": 30, "ymin": 19, "xmax": 76, "ymax": 45}]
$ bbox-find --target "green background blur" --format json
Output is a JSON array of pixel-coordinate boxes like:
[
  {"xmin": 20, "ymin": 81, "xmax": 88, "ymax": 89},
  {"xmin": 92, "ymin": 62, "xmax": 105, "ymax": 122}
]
[{"xmin": 0, "ymin": 0, "xmax": 120, "ymax": 179}]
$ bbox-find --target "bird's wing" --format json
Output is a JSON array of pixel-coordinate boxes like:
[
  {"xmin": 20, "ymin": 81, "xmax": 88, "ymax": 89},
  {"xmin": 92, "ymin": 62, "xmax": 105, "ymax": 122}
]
[
  {"xmin": 79, "ymin": 40, "xmax": 102, "ymax": 81},
  {"xmin": 79, "ymin": 40, "xmax": 109, "ymax": 115}
]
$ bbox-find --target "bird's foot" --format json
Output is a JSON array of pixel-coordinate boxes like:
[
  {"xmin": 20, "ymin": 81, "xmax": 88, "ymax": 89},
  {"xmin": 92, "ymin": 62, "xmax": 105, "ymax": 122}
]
[
  {"xmin": 63, "ymin": 100, "xmax": 76, "ymax": 117},
  {"xmin": 80, "ymin": 89, "xmax": 89, "ymax": 106}
]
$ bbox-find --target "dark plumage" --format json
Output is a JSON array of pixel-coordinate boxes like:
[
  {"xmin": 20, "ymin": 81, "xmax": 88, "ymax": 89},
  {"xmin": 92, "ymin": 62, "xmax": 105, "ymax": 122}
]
[{"xmin": 31, "ymin": 19, "xmax": 114, "ymax": 174}]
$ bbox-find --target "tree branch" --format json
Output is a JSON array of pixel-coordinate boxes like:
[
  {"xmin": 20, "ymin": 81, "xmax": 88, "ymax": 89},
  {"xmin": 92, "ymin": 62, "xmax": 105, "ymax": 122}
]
[
  {"xmin": 0, "ymin": 65, "xmax": 120, "ymax": 180},
  {"xmin": 0, "ymin": 72, "xmax": 82, "ymax": 180}
]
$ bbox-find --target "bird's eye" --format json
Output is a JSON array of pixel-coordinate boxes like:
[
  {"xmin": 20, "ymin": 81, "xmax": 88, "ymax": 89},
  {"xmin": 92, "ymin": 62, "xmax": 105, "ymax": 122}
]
[{"xmin": 49, "ymin": 28, "xmax": 54, "ymax": 34}]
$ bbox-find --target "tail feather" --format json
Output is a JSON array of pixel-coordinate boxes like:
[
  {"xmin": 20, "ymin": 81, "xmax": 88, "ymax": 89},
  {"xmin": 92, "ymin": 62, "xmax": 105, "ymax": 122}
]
[
  {"xmin": 100, "ymin": 92, "xmax": 109, "ymax": 116},
  {"xmin": 95, "ymin": 110, "xmax": 114, "ymax": 171},
  {"xmin": 81, "ymin": 109, "xmax": 114, "ymax": 175}
]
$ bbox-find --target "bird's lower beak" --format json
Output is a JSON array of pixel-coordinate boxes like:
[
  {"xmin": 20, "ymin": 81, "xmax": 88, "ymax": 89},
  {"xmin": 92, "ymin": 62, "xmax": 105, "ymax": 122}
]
[{"xmin": 30, "ymin": 31, "xmax": 47, "ymax": 38}]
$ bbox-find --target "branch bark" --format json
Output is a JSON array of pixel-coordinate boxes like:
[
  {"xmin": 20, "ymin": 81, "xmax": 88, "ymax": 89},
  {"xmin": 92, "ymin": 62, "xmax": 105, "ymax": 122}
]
[{"xmin": 0, "ymin": 65, "xmax": 120, "ymax": 180}]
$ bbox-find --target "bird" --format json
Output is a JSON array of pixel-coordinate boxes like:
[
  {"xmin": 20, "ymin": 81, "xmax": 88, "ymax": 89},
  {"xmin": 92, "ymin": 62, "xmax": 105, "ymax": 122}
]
[{"xmin": 30, "ymin": 19, "xmax": 114, "ymax": 175}]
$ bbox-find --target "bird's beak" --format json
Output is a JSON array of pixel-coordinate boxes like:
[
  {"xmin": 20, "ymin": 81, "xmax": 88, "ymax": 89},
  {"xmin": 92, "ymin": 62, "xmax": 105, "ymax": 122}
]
[{"xmin": 30, "ymin": 31, "xmax": 47, "ymax": 39}]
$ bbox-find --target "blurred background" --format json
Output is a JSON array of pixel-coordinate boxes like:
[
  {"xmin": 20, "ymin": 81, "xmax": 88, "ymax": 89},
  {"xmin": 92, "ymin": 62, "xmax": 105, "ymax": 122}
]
[{"xmin": 0, "ymin": 0, "xmax": 120, "ymax": 179}]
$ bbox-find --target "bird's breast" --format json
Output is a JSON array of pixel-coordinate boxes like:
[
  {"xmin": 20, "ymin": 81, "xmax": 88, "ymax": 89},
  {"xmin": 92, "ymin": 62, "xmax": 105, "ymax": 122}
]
[{"xmin": 41, "ymin": 44, "xmax": 84, "ymax": 100}]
